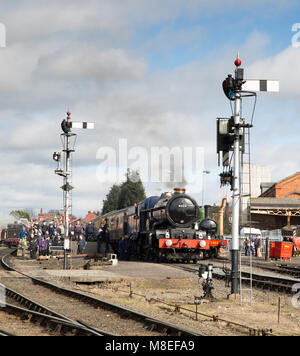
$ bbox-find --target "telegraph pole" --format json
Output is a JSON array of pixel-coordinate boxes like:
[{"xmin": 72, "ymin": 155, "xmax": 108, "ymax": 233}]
[{"xmin": 53, "ymin": 111, "xmax": 94, "ymax": 270}]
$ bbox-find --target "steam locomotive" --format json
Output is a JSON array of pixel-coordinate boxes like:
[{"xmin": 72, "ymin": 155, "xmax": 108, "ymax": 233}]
[{"xmin": 100, "ymin": 188, "xmax": 227, "ymax": 262}]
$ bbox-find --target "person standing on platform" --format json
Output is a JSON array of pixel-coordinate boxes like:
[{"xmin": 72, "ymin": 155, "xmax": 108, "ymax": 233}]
[
  {"xmin": 18, "ymin": 226, "xmax": 27, "ymax": 241},
  {"xmin": 256, "ymin": 235, "xmax": 262, "ymax": 258},
  {"xmin": 86, "ymin": 222, "xmax": 94, "ymax": 241},
  {"xmin": 74, "ymin": 222, "xmax": 83, "ymax": 241},
  {"xmin": 244, "ymin": 236, "xmax": 250, "ymax": 256},
  {"xmin": 118, "ymin": 236, "xmax": 126, "ymax": 260},
  {"xmin": 77, "ymin": 235, "xmax": 86, "ymax": 255},
  {"xmin": 21, "ymin": 236, "xmax": 28, "ymax": 258},
  {"xmin": 38, "ymin": 237, "xmax": 47, "ymax": 256},
  {"xmin": 250, "ymin": 235, "xmax": 256, "ymax": 256},
  {"xmin": 29, "ymin": 237, "xmax": 38, "ymax": 259},
  {"xmin": 96, "ymin": 227, "xmax": 103, "ymax": 254},
  {"xmin": 104, "ymin": 228, "xmax": 110, "ymax": 257}
]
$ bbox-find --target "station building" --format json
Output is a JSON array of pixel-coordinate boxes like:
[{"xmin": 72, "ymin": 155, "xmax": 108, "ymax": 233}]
[{"xmin": 250, "ymin": 172, "xmax": 300, "ymax": 230}]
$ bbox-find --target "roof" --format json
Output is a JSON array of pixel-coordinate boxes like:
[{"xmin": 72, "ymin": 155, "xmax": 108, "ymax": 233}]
[
  {"xmin": 276, "ymin": 171, "xmax": 300, "ymax": 185},
  {"xmin": 260, "ymin": 182, "xmax": 275, "ymax": 189},
  {"xmin": 251, "ymin": 197, "xmax": 300, "ymax": 208},
  {"xmin": 82, "ymin": 212, "xmax": 97, "ymax": 222},
  {"xmin": 260, "ymin": 172, "xmax": 300, "ymax": 197}
]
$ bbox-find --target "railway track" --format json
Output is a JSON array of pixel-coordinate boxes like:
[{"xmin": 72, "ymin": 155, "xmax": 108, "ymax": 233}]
[
  {"xmin": 212, "ymin": 255, "xmax": 300, "ymax": 278},
  {"xmin": 0, "ymin": 329, "xmax": 15, "ymax": 337},
  {"xmin": 0, "ymin": 248, "xmax": 112, "ymax": 336},
  {"xmin": 166, "ymin": 262, "xmax": 300, "ymax": 294},
  {"xmin": 244, "ymin": 261, "xmax": 300, "ymax": 279},
  {"xmin": 2, "ymin": 303, "xmax": 106, "ymax": 336},
  {"xmin": 0, "ymin": 248, "xmax": 205, "ymax": 337}
]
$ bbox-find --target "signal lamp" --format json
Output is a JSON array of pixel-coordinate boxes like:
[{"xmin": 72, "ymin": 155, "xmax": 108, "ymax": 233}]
[{"xmin": 53, "ymin": 152, "xmax": 61, "ymax": 162}]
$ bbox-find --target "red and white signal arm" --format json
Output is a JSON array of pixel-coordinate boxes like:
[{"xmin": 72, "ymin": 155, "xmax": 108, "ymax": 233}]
[{"xmin": 242, "ymin": 79, "xmax": 280, "ymax": 92}]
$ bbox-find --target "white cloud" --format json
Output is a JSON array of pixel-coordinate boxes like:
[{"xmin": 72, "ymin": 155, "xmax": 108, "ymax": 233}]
[
  {"xmin": 37, "ymin": 45, "xmax": 147, "ymax": 83},
  {"xmin": 0, "ymin": 1, "xmax": 299, "ymax": 216},
  {"xmin": 247, "ymin": 46, "xmax": 300, "ymax": 98}
]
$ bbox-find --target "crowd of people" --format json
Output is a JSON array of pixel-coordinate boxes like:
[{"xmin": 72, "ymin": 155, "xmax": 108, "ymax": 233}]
[
  {"xmin": 243, "ymin": 234, "xmax": 262, "ymax": 257},
  {"xmin": 17, "ymin": 223, "xmax": 66, "ymax": 259},
  {"xmin": 15, "ymin": 220, "xmax": 111, "ymax": 259}
]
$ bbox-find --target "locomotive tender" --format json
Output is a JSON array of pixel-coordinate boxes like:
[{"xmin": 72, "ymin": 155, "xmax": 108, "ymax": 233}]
[{"xmin": 101, "ymin": 188, "xmax": 227, "ymax": 262}]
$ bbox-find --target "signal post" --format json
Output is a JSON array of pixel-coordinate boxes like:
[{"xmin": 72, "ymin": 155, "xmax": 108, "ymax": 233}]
[
  {"xmin": 53, "ymin": 111, "xmax": 94, "ymax": 270},
  {"xmin": 218, "ymin": 56, "xmax": 279, "ymax": 294}
]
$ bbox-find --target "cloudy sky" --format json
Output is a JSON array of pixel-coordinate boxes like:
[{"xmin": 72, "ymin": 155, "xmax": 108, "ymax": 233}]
[{"xmin": 0, "ymin": 0, "xmax": 300, "ymax": 218}]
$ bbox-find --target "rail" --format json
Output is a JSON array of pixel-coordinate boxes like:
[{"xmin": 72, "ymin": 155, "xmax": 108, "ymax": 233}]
[{"xmin": 1, "ymin": 250, "xmax": 205, "ymax": 337}]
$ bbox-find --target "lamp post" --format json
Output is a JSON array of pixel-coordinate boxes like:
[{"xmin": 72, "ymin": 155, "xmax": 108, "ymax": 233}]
[{"xmin": 202, "ymin": 170, "xmax": 210, "ymax": 206}]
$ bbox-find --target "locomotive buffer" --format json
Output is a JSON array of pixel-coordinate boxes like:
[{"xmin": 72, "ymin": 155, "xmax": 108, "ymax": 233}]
[
  {"xmin": 53, "ymin": 111, "xmax": 94, "ymax": 269},
  {"xmin": 219, "ymin": 55, "xmax": 279, "ymax": 295}
]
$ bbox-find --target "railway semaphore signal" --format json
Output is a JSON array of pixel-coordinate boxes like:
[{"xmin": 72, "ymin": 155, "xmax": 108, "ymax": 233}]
[
  {"xmin": 53, "ymin": 111, "xmax": 95, "ymax": 270},
  {"xmin": 218, "ymin": 54, "xmax": 279, "ymax": 295}
]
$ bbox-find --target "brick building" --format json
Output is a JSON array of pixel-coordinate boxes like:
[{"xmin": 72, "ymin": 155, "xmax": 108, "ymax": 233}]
[
  {"xmin": 37, "ymin": 209, "xmax": 72, "ymax": 224},
  {"xmin": 250, "ymin": 172, "xmax": 300, "ymax": 230},
  {"xmin": 260, "ymin": 172, "xmax": 300, "ymax": 199}
]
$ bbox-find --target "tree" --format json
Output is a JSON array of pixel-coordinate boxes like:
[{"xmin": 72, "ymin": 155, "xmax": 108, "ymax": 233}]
[
  {"xmin": 102, "ymin": 170, "xmax": 146, "ymax": 214},
  {"xmin": 10, "ymin": 210, "xmax": 31, "ymax": 221},
  {"xmin": 118, "ymin": 170, "xmax": 146, "ymax": 209},
  {"xmin": 102, "ymin": 184, "xmax": 122, "ymax": 215}
]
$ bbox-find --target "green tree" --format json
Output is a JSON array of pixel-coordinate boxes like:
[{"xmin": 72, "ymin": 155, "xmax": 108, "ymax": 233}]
[
  {"xmin": 102, "ymin": 184, "xmax": 122, "ymax": 215},
  {"xmin": 10, "ymin": 210, "xmax": 31, "ymax": 221},
  {"xmin": 102, "ymin": 170, "xmax": 146, "ymax": 214},
  {"xmin": 118, "ymin": 170, "xmax": 146, "ymax": 209}
]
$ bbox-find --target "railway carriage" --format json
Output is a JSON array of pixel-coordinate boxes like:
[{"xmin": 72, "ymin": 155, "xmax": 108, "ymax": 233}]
[{"xmin": 101, "ymin": 188, "xmax": 227, "ymax": 262}]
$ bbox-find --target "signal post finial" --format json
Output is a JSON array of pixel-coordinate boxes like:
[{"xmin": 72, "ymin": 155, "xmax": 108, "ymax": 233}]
[{"xmin": 234, "ymin": 53, "xmax": 242, "ymax": 67}]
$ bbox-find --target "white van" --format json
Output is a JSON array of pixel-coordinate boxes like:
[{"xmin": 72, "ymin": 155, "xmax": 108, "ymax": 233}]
[{"xmin": 240, "ymin": 227, "xmax": 262, "ymax": 238}]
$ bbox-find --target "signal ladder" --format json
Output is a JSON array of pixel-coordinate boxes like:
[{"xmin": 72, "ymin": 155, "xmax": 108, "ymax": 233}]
[{"xmin": 239, "ymin": 127, "xmax": 253, "ymax": 305}]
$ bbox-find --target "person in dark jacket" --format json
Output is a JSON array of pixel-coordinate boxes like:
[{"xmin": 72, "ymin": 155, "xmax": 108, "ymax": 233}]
[
  {"xmin": 118, "ymin": 236, "xmax": 126, "ymax": 260},
  {"xmin": 49, "ymin": 224, "xmax": 55, "ymax": 238},
  {"xmin": 86, "ymin": 222, "xmax": 94, "ymax": 241},
  {"xmin": 96, "ymin": 227, "xmax": 103, "ymax": 254},
  {"xmin": 77, "ymin": 235, "xmax": 86, "ymax": 254},
  {"xmin": 29, "ymin": 237, "xmax": 38, "ymax": 259},
  {"xmin": 74, "ymin": 222, "xmax": 83, "ymax": 241},
  {"xmin": 104, "ymin": 228, "xmax": 110, "ymax": 256}
]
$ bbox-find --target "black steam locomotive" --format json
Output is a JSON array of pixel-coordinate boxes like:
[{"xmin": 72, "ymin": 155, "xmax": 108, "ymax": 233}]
[{"xmin": 99, "ymin": 188, "xmax": 227, "ymax": 262}]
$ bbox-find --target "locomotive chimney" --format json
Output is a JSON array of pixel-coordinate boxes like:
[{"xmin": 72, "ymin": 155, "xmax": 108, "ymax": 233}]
[
  {"xmin": 204, "ymin": 205, "xmax": 211, "ymax": 219},
  {"xmin": 174, "ymin": 188, "xmax": 186, "ymax": 195}
]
